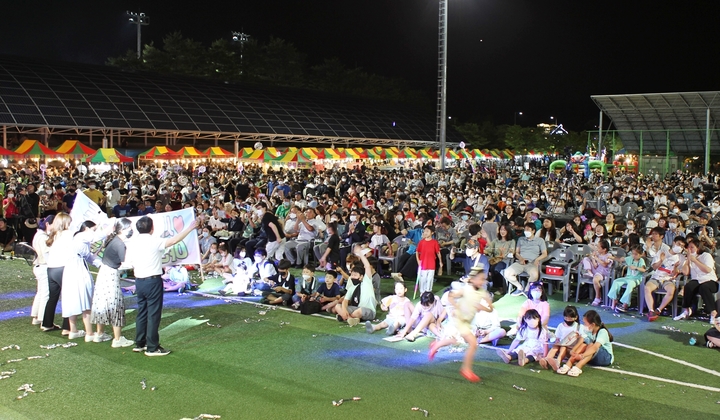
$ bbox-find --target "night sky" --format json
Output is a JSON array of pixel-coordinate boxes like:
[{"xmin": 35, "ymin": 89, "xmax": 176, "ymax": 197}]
[{"xmin": 2, "ymin": 1, "xmax": 719, "ymax": 131}]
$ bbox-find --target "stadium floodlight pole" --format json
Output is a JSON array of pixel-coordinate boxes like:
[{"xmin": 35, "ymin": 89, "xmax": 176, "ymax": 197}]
[
  {"xmin": 437, "ymin": 0, "xmax": 449, "ymax": 170},
  {"xmin": 127, "ymin": 11, "xmax": 150, "ymax": 59},
  {"xmin": 232, "ymin": 31, "xmax": 251, "ymax": 73},
  {"xmin": 514, "ymin": 111, "xmax": 523, "ymax": 126}
]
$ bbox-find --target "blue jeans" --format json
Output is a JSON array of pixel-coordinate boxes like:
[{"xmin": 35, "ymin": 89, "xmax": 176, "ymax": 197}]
[
  {"xmin": 588, "ymin": 346, "xmax": 613, "ymax": 366},
  {"xmin": 135, "ymin": 276, "xmax": 164, "ymax": 352}
]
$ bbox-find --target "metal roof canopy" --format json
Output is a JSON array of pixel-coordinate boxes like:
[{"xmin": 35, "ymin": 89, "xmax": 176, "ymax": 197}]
[
  {"xmin": 0, "ymin": 55, "xmax": 461, "ymax": 148},
  {"xmin": 591, "ymin": 91, "xmax": 719, "ymax": 156}
]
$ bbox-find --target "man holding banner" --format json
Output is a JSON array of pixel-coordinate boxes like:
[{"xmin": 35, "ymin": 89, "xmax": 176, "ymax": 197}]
[{"xmin": 125, "ymin": 216, "xmax": 198, "ymax": 356}]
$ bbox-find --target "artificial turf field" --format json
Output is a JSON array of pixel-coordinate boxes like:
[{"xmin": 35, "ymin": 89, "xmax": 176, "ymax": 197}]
[{"xmin": 1, "ymin": 259, "xmax": 719, "ymax": 420}]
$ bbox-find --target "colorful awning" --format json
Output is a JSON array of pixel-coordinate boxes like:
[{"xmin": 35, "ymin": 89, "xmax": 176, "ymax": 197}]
[
  {"xmin": 86, "ymin": 148, "xmax": 133, "ymax": 163},
  {"xmin": 456, "ymin": 149, "xmax": 473, "ymax": 159},
  {"xmin": 403, "ymin": 148, "xmax": 419, "ymax": 159},
  {"xmin": 138, "ymin": 146, "xmax": 178, "ymax": 159},
  {"xmin": 445, "ymin": 150, "xmax": 460, "ymax": 160},
  {"xmin": 55, "ymin": 140, "xmax": 96, "ymax": 157},
  {"xmin": 367, "ymin": 147, "xmax": 386, "ymax": 159},
  {"xmin": 14, "ymin": 140, "xmax": 60, "ymax": 156},
  {"xmin": 298, "ymin": 147, "xmax": 324, "ymax": 161},
  {"xmin": 175, "ymin": 146, "xmax": 209, "ymax": 157},
  {"xmin": 240, "ymin": 148, "xmax": 264, "ymax": 160},
  {"xmin": 0, "ymin": 146, "xmax": 19, "ymax": 157},
  {"xmin": 323, "ymin": 148, "xmax": 346, "ymax": 160},
  {"xmin": 418, "ymin": 148, "xmax": 438, "ymax": 159},
  {"xmin": 204, "ymin": 146, "xmax": 235, "ymax": 158},
  {"xmin": 345, "ymin": 148, "xmax": 368, "ymax": 159}
]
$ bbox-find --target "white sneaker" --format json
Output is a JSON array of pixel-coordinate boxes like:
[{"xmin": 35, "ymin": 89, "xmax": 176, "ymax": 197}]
[
  {"xmin": 347, "ymin": 318, "xmax": 360, "ymax": 327},
  {"xmin": 85, "ymin": 333, "xmax": 96, "ymax": 342},
  {"xmin": 94, "ymin": 332, "xmax": 113, "ymax": 343},
  {"xmin": 111, "ymin": 336, "xmax": 135, "ymax": 348},
  {"xmin": 68, "ymin": 330, "xmax": 86, "ymax": 340},
  {"xmin": 673, "ymin": 311, "xmax": 689, "ymax": 321}
]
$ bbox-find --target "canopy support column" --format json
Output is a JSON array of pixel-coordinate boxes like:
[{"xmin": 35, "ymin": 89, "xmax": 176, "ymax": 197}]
[
  {"xmin": 665, "ymin": 130, "xmax": 670, "ymax": 176},
  {"xmin": 639, "ymin": 131, "xmax": 643, "ymax": 174},
  {"xmin": 597, "ymin": 111, "xmax": 603, "ymax": 157},
  {"xmin": 706, "ymin": 107, "xmax": 711, "ymax": 174}
]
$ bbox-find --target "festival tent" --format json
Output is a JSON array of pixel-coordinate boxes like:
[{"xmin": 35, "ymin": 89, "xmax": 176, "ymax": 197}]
[
  {"xmin": 175, "ymin": 146, "xmax": 209, "ymax": 158},
  {"xmin": 240, "ymin": 148, "xmax": 264, "ymax": 160},
  {"xmin": 445, "ymin": 149, "xmax": 460, "ymax": 160},
  {"xmin": 367, "ymin": 147, "xmax": 386, "ymax": 159},
  {"xmin": 417, "ymin": 148, "xmax": 438, "ymax": 159},
  {"xmin": 456, "ymin": 149, "xmax": 473, "ymax": 159},
  {"xmin": 138, "ymin": 146, "xmax": 179, "ymax": 160},
  {"xmin": 385, "ymin": 147, "xmax": 409, "ymax": 159},
  {"xmin": 345, "ymin": 148, "xmax": 368, "ymax": 159},
  {"xmin": 0, "ymin": 146, "xmax": 19, "ymax": 157},
  {"xmin": 204, "ymin": 147, "xmax": 235, "ymax": 158},
  {"xmin": 55, "ymin": 140, "xmax": 96, "ymax": 157},
  {"xmin": 86, "ymin": 148, "xmax": 133, "ymax": 163},
  {"xmin": 323, "ymin": 148, "xmax": 346, "ymax": 160},
  {"xmin": 403, "ymin": 148, "xmax": 420, "ymax": 159},
  {"xmin": 14, "ymin": 140, "xmax": 60, "ymax": 157},
  {"xmin": 298, "ymin": 147, "xmax": 324, "ymax": 161}
]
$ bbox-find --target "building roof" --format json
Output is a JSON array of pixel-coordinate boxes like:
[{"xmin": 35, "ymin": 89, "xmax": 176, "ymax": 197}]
[
  {"xmin": 0, "ymin": 55, "xmax": 458, "ymax": 147},
  {"xmin": 591, "ymin": 91, "xmax": 720, "ymax": 154}
]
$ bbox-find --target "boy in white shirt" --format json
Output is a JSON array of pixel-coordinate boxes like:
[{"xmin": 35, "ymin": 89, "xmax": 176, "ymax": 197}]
[{"xmin": 645, "ymin": 236, "xmax": 686, "ymax": 321}]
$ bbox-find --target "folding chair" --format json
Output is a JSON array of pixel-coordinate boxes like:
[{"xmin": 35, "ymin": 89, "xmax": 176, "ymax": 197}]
[
  {"xmin": 575, "ymin": 256, "xmax": 614, "ymax": 304},
  {"xmin": 539, "ymin": 249, "xmax": 576, "ymax": 302},
  {"xmin": 637, "ymin": 257, "xmax": 681, "ymax": 318}
]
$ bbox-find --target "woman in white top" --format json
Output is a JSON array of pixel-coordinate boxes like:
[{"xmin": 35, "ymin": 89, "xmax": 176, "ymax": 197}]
[
  {"xmin": 41, "ymin": 213, "xmax": 72, "ymax": 334},
  {"xmin": 674, "ymin": 238, "xmax": 719, "ymax": 320},
  {"xmin": 30, "ymin": 215, "xmax": 54, "ymax": 326}
]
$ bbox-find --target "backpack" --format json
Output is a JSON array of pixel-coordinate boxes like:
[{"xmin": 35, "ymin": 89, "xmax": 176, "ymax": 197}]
[
  {"xmin": 262, "ymin": 260, "xmax": 279, "ymax": 283},
  {"xmin": 299, "ymin": 299, "xmax": 322, "ymax": 315}
]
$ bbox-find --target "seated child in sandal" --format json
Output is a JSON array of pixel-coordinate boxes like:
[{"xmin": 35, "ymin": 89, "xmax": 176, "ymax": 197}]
[
  {"xmin": 539, "ymin": 305, "xmax": 580, "ymax": 370},
  {"xmin": 365, "ymin": 281, "xmax": 413, "ymax": 335},
  {"xmin": 497, "ymin": 309, "xmax": 548, "ymax": 366},
  {"xmin": 556, "ymin": 309, "xmax": 614, "ymax": 377}
]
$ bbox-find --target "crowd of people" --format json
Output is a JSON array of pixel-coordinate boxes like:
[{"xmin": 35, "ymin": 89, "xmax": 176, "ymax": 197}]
[{"xmin": 4, "ymin": 157, "xmax": 719, "ymax": 379}]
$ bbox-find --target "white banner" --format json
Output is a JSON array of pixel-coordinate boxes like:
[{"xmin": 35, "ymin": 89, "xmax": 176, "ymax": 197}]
[{"xmin": 69, "ymin": 191, "xmax": 200, "ymax": 266}]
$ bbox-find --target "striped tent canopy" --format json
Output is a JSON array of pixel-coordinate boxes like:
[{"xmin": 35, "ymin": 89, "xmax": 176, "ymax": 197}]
[
  {"xmin": 403, "ymin": 147, "xmax": 419, "ymax": 159},
  {"xmin": 367, "ymin": 146, "xmax": 386, "ymax": 159},
  {"xmin": 240, "ymin": 147, "xmax": 264, "ymax": 160},
  {"xmin": 86, "ymin": 148, "xmax": 133, "ymax": 163},
  {"xmin": 457, "ymin": 149, "xmax": 473, "ymax": 159},
  {"xmin": 501, "ymin": 149, "xmax": 515, "ymax": 159},
  {"xmin": 417, "ymin": 148, "xmax": 438, "ymax": 159},
  {"xmin": 204, "ymin": 146, "xmax": 235, "ymax": 158},
  {"xmin": 472, "ymin": 149, "xmax": 490, "ymax": 158},
  {"xmin": 298, "ymin": 147, "xmax": 324, "ymax": 161},
  {"xmin": 268, "ymin": 149, "xmax": 298, "ymax": 163},
  {"xmin": 175, "ymin": 146, "xmax": 209, "ymax": 158},
  {"xmin": 323, "ymin": 148, "xmax": 346, "ymax": 160},
  {"xmin": 0, "ymin": 146, "xmax": 19, "ymax": 157},
  {"xmin": 385, "ymin": 147, "xmax": 409, "ymax": 159},
  {"xmin": 445, "ymin": 149, "xmax": 460, "ymax": 160},
  {"xmin": 14, "ymin": 140, "xmax": 60, "ymax": 156},
  {"xmin": 263, "ymin": 147, "xmax": 285, "ymax": 161},
  {"xmin": 138, "ymin": 146, "xmax": 178, "ymax": 159},
  {"xmin": 55, "ymin": 140, "xmax": 96, "ymax": 157},
  {"xmin": 345, "ymin": 148, "xmax": 368, "ymax": 159}
]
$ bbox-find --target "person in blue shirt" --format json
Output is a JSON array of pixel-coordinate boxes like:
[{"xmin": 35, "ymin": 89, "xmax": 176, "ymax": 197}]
[
  {"xmin": 136, "ymin": 200, "xmax": 155, "ymax": 216},
  {"xmin": 112, "ymin": 197, "xmax": 132, "ymax": 218}
]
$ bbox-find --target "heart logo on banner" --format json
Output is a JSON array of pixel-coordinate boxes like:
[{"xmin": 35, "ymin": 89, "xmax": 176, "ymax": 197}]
[{"xmin": 173, "ymin": 216, "xmax": 184, "ymax": 234}]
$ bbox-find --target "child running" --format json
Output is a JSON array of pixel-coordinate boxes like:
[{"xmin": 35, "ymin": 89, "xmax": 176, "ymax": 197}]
[
  {"xmin": 497, "ymin": 309, "xmax": 548, "ymax": 367},
  {"xmin": 429, "ymin": 266, "xmax": 492, "ymax": 382},
  {"xmin": 557, "ymin": 310, "xmax": 614, "ymax": 377},
  {"xmin": 366, "ymin": 281, "xmax": 413, "ymax": 335},
  {"xmin": 607, "ymin": 244, "xmax": 646, "ymax": 312},
  {"xmin": 539, "ymin": 305, "xmax": 581, "ymax": 371}
]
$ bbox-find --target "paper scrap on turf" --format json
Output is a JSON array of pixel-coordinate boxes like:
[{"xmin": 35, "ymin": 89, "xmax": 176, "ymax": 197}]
[{"xmin": 383, "ymin": 336, "xmax": 405, "ymax": 342}]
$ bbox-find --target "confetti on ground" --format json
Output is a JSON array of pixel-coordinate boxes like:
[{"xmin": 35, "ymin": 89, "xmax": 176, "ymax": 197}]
[
  {"xmin": 512, "ymin": 385, "xmax": 526, "ymax": 391},
  {"xmin": 614, "ymin": 393, "xmax": 624, "ymax": 397},
  {"xmin": 179, "ymin": 414, "xmax": 221, "ymax": 420},
  {"xmin": 258, "ymin": 311, "xmax": 267, "ymax": 315},
  {"xmin": 411, "ymin": 407, "xmax": 430, "ymax": 417},
  {"xmin": 529, "ymin": 369, "xmax": 541, "ymax": 373},
  {"xmin": 15, "ymin": 384, "xmax": 51, "ymax": 400},
  {"xmin": 6, "ymin": 359, "xmax": 23, "ymax": 363},
  {"xmin": 488, "ymin": 397, "xmax": 493, "ymax": 400},
  {"xmin": 205, "ymin": 321, "xmax": 221, "ymax": 328},
  {"xmin": 40, "ymin": 342, "xmax": 78, "ymax": 350},
  {"xmin": 1, "ymin": 345, "xmax": 20, "ymax": 351},
  {"xmin": 141, "ymin": 378, "xmax": 147, "ymax": 390},
  {"xmin": 332, "ymin": 397, "xmax": 361, "ymax": 406}
]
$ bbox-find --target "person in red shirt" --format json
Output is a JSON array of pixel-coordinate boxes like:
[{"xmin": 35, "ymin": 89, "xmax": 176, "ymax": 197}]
[{"xmin": 416, "ymin": 225, "xmax": 442, "ymax": 294}]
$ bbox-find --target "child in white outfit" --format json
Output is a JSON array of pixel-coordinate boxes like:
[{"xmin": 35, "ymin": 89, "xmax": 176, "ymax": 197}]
[{"xmin": 497, "ymin": 309, "xmax": 548, "ymax": 366}]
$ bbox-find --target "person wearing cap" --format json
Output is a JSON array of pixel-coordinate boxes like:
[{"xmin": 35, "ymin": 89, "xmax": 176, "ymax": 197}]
[
  {"xmin": 0, "ymin": 217, "xmax": 16, "ymax": 253},
  {"xmin": 83, "ymin": 180, "xmax": 105, "ymax": 207}
]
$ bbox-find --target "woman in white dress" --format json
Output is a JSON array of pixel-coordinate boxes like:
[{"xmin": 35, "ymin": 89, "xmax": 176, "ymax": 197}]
[
  {"xmin": 60, "ymin": 220, "xmax": 105, "ymax": 341},
  {"xmin": 91, "ymin": 218, "xmax": 134, "ymax": 347}
]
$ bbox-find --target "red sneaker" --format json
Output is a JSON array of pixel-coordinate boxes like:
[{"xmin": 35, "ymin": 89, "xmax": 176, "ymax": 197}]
[
  {"xmin": 429, "ymin": 341, "xmax": 440, "ymax": 361},
  {"xmin": 460, "ymin": 369, "xmax": 480, "ymax": 383},
  {"xmin": 647, "ymin": 311, "xmax": 659, "ymax": 322}
]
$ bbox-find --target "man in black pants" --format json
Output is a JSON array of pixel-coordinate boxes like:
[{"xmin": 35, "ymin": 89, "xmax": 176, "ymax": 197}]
[{"xmin": 125, "ymin": 216, "xmax": 198, "ymax": 356}]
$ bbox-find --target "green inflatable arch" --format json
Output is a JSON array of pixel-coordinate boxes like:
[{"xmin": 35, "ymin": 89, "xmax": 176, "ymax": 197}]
[{"xmin": 549, "ymin": 160, "xmax": 567, "ymax": 172}]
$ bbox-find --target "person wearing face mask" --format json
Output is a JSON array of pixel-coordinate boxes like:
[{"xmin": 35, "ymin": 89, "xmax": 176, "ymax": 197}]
[
  {"xmin": 674, "ymin": 238, "xmax": 719, "ymax": 321},
  {"xmin": 291, "ymin": 263, "xmax": 320, "ymax": 309},
  {"xmin": 83, "ymin": 180, "xmax": 105, "ymax": 207},
  {"xmin": 504, "ymin": 223, "xmax": 548, "ymax": 296},
  {"xmin": 663, "ymin": 215, "xmax": 685, "ymax": 246},
  {"xmin": 254, "ymin": 202, "xmax": 285, "ymax": 261},
  {"xmin": 606, "ymin": 197, "xmax": 621, "ymax": 216},
  {"xmin": 89, "ymin": 218, "xmax": 135, "ymax": 348},
  {"xmin": 539, "ymin": 305, "xmax": 581, "ymax": 371},
  {"xmin": 644, "ymin": 234, "xmax": 685, "ymax": 321},
  {"xmin": 198, "ymin": 227, "xmax": 218, "ymax": 256},
  {"xmin": 497, "ymin": 308, "xmax": 547, "ymax": 368},
  {"xmin": 2, "ymin": 188, "xmax": 18, "ymax": 231},
  {"xmin": 263, "ymin": 259, "xmax": 295, "ymax": 305},
  {"xmin": 332, "ymin": 245, "xmax": 377, "ymax": 326}
]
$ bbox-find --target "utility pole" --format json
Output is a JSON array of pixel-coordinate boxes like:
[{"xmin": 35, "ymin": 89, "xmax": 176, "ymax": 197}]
[
  {"xmin": 232, "ymin": 31, "xmax": 250, "ymax": 73},
  {"xmin": 127, "ymin": 11, "xmax": 150, "ymax": 59},
  {"xmin": 437, "ymin": 0, "xmax": 449, "ymax": 170}
]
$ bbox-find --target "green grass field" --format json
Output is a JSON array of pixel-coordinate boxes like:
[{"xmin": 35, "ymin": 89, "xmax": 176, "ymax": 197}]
[{"xmin": 1, "ymin": 259, "xmax": 719, "ymax": 420}]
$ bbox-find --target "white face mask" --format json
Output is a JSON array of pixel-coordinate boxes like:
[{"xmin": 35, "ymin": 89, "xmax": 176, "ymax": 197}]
[
  {"xmin": 654, "ymin": 214, "xmax": 660, "ymax": 219},
  {"xmin": 202, "ymin": 232, "xmax": 209, "ymax": 238},
  {"xmin": 672, "ymin": 245, "xmax": 682, "ymax": 254},
  {"xmin": 302, "ymin": 274, "xmax": 311, "ymax": 280},
  {"xmin": 289, "ymin": 213, "xmax": 297, "ymax": 220},
  {"xmin": 396, "ymin": 215, "xmax": 403, "ymax": 221},
  {"xmin": 668, "ymin": 222, "xmax": 677, "ymax": 229},
  {"xmin": 524, "ymin": 231, "xmax": 532, "ymax": 238},
  {"xmin": 349, "ymin": 215, "xmax": 357, "ymax": 222},
  {"xmin": 239, "ymin": 252, "xmax": 246, "ymax": 258},
  {"xmin": 465, "ymin": 248, "xmax": 476, "ymax": 257},
  {"xmin": 531, "ymin": 290, "xmax": 542, "ymax": 300},
  {"xmin": 7, "ymin": 194, "xmax": 13, "ymax": 198},
  {"xmin": 256, "ymin": 210, "xmax": 263, "ymax": 217},
  {"xmin": 254, "ymin": 256, "xmax": 263, "ymax": 263}
]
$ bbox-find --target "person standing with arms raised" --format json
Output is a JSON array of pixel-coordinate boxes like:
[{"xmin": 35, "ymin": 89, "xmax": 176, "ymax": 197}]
[{"xmin": 125, "ymin": 216, "xmax": 198, "ymax": 356}]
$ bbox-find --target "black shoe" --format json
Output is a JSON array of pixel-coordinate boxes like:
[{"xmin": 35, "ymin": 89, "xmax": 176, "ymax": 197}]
[
  {"xmin": 336, "ymin": 314, "xmax": 343, "ymax": 322},
  {"xmin": 218, "ymin": 290, "xmax": 226, "ymax": 296},
  {"xmin": 132, "ymin": 345, "xmax": 147, "ymax": 353},
  {"xmin": 145, "ymin": 346, "xmax": 171, "ymax": 357}
]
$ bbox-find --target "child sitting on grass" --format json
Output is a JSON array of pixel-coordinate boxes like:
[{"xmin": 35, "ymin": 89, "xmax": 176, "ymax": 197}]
[
  {"xmin": 705, "ymin": 312, "xmax": 720, "ymax": 349},
  {"xmin": 539, "ymin": 305, "xmax": 581, "ymax": 371},
  {"xmin": 397, "ymin": 291, "xmax": 445, "ymax": 342},
  {"xmin": 556, "ymin": 310, "xmax": 614, "ymax": 377},
  {"xmin": 497, "ymin": 309, "xmax": 548, "ymax": 367},
  {"xmin": 428, "ymin": 266, "xmax": 492, "ymax": 383},
  {"xmin": 508, "ymin": 281, "xmax": 550, "ymax": 336},
  {"xmin": 263, "ymin": 259, "xmax": 295, "ymax": 305},
  {"xmin": 317, "ymin": 270, "xmax": 344, "ymax": 313},
  {"xmin": 607, "ymin": 244, "xmax": 646, "ymax": 312},
  {"xmin": 366, "ymin": 281, "xmax": 413, "ymax": 335},
  {"xmin": 292, "ymin": 263, "xmax": 320, "ymax": 309}
]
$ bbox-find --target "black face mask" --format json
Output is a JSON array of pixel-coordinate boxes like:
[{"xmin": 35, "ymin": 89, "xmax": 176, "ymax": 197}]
[
  {"xmin": 125, "ymin": 229, "xmax": 134, "ymax": 239},
  {"xmin": 565, "ymin": 320, "xmax": 575, "ymax": 326},
  {"xmin": 351, "ymin": 277, "xmax": 360, "ymax": 286}
]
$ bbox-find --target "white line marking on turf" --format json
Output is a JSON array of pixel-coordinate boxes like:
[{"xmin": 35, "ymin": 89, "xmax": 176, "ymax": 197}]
[
  {"xmin": 612, "ymin": 342, "xmax": 720, "ymax": 378},
  {"xmin": 591, "ymin": 366, "xmax": 720, "ymax": 392}
]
